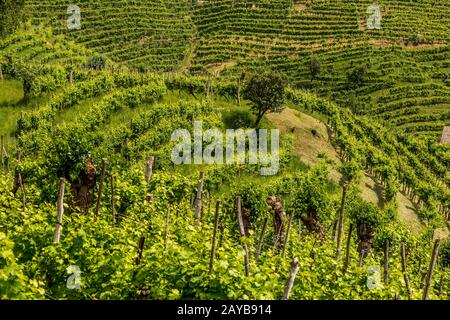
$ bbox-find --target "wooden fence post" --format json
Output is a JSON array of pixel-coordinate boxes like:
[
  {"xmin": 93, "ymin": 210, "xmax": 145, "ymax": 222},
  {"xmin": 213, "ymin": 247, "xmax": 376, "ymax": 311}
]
[
  {"xmin": 343, "ymin": 223, "xmax": 353, "ymax": 273},
  {"xmin": 94, "ymin": 159, "xmax": 107, "ymax": 218},
  {"xmin": 237, "ymin": 196, "xmax": 250, "ymax": 276},
  {"xmin": 145, "ymin": 156, "xmax": 155, "ymax": 184},
  {"xmin": 282, "ymin": 258, "xmax": 300, "ymax": 300},
  {"xmin": 282, "ymin": 210, "xmax": 294, "ymax": 259},
  {"xmin": 255, "ymin": 217, "xmax": 268, "ymax": 260},
  {"xmin": 423, "ymin": 239, "xmax": 440, "ymax": 300},
  {"xmin": 194, "ymin": 171, "xmax": 204, "ymax": 220},
  {"xmin": 53, "ymin": 178, "xmax": 66, "ymax": 243},
  {"xmin": 384, "ymin": 239, "xmax": 389, "ymax": 284},
  {"xmin": 209, "ymin": 200, "xmax": 221, "ymax": 273}
]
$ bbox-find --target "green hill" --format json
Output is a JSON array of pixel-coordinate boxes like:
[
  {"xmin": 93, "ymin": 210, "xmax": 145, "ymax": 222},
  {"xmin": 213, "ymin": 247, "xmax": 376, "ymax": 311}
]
[{"xmin": 0, "ymin": 1, "xmax": 449, "ymax": 301}]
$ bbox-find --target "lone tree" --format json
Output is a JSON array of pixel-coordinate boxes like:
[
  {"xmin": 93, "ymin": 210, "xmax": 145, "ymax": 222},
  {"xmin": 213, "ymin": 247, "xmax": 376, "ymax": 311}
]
[
  {"xmin": 347, "ymin": 64, "xmax": 369, "ymax": 88},
  {"xmin": 243, "ymin": 71, "xmax": 287, "ymax": 126},
  {"xmin": 309, "ymin": 56, "xmax": 322, "ymax": 80}
]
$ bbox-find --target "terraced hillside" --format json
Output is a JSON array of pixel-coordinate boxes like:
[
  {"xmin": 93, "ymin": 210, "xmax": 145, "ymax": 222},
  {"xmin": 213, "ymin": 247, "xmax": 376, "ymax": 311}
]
[
  {"xmin": 26, "ymin": 0, "xmax": 450, "ymax": 140},
  {"xmin": 1, "ymin": 2, "xmax": 450, "ymax": 301}
]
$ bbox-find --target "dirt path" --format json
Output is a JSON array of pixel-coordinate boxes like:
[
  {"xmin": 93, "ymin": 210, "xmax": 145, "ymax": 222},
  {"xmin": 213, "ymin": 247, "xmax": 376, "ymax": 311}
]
[{"xmin": 267, "ymin": 108, "xmax": 423, "ymax": 234}]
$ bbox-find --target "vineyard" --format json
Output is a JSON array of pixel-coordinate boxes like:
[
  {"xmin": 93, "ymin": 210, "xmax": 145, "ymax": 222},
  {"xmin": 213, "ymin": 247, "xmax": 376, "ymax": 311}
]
[{"xmin": 0, "ymin": 0, "xmax": 450, "ymax": 301}]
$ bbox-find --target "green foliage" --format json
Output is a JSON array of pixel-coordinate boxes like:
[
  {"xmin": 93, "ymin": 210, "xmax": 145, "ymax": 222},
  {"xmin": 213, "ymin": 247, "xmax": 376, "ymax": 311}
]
[
  {"xmin": 309, "ymin": 56, "xmax": 322, "ymax": 80},
  {"xmin": 347, "ymin": 64, "xmax": 369, "ymax": 88},
  {"xmin": 222, "ymin": 109, "xmax": 255, "ymax": 129},
  {"xmin": 242, "ymin": 71, "xmax": 287, "ymax": 126},
  {"xmin": 347, "ymin": 197, "xmax": 383, "ymax": 229},
  {"xmin": 0, "ymin": 0, "xmax": 27, "ymax": 37}
]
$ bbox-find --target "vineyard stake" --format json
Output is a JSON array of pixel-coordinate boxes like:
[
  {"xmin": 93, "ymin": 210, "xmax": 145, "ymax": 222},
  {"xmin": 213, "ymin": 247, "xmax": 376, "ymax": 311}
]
[
  {"xmin": 384, "ymin": 239, "xmax": 389, "ymax": 284},
  {"xmin": 135, "ymin": 237, "xmax": 145, "ymax": 265},
  {"xmin": 438, "ymin": 274, "xmax": 444, "ymax": 298},
  {"xmin": 0, "ymin": 135, "xmax": 3, "ymax": 169},
  {"xmin": 331, "ymin": 219, "xmax": 338, "ymax": 242},
  {"xmin": 282, "ymin": 258, "xmax": 300, "ymax": 300},
  {"xmin": 218, "ymin": 217, "xmax": 225, "ymax": 249},
  {"xmin": 343, "ymin": 223, "xmax": 353, "ymax": 273},
  {"xmin": 422, "ymin": 239, "xmax": 440, "ymax": 300},
  {"xmin": 237, "ymin": 77, "xmax": 241, "ymax": 105},
  {"xmin": 255, "ymin": 217, "xmax": 268, "ymax": 260},
  {"xmin": 236, "ymin": 196, "xmax": 250, "ymax": 276},
  {"xmin": 111, "ymin": 174, "xmax": 116, "ymax": 225},
  {"xmin": 164, "ymin": 205, "xmax": 171, "ymax": 250},
  {"xmin": 336, "ymin": 182, "xmax": 349, "ymax": 260},
  {"xmin": 400, "ymin": 243, "xmax": 412, "ymax": 299},
  {"xmin": 94, "ymin": 159, "xmax": 107, "ymax": 218},
  {"xmin": 194, "ymin": 171, "xmax": 204, "ymax": 220},
  {"xmin": 209, "ymin": 200, "xmax": 221, "ymax": 273},
  {"xmin": 0, "ymin": 64, "xmax": 3, "ymax": 80},
  {"xmin": 282, "ymin": 210, "xmax": 294, "ymax": 259},
  {"xmin": 145, "ymin": 156, "xmax": 155, "ymax": 184},
  {"xmin": 53, "ymin": 178, "xmax": 66, "ymax": 243}
]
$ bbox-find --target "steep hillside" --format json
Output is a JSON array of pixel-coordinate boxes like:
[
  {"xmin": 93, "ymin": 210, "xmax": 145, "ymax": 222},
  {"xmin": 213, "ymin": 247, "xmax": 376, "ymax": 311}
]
[
  {"xmin": 25, "ymin": 0, "xmax": 450, "ymax": 141},
  {"xmin": 0, "ymin": 4, "xmax": 450, "ymax": 301}
]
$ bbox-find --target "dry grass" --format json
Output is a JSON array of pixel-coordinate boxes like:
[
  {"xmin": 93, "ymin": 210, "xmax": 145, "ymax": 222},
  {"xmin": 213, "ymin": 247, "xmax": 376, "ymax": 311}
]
[{"xmin": 267, "ymin": 107, "xmax": 424, "ymax": 234}]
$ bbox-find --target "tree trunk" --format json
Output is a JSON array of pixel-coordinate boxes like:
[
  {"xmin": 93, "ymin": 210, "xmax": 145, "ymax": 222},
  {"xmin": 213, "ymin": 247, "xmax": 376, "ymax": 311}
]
[
  {"xmin": 255, "ymin": 111, "xmax": 265, "ymax": 127},
  {"xmin": 70, "ymin": 159, "xmax": 97, "ymax": 213},
  {"xmin": 94, "ymin": 159, "xmax": 107, "ymax": 217}
]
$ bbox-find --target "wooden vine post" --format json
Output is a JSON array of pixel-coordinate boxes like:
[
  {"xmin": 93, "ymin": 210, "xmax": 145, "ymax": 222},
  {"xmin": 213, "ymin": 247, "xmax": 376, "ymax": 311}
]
[
  {"xmin": 282, "ymin": 258, "xmax": 300, "ymax": 300},
  {"xmin": 383, "ymin": 239, "xmax": 390, "ymax": 284},
  {"xmin": 0, "ymin": 64, "xmax": 3, "ymax": 80},
  {"xmin": 209, "ymin": 200, "xmax": 221, "ymax": 273},
  {"xmin": 282, "ymin": 210, "xmax": 294, "ymax": 259},
  {"xmin": 145, "ymin": 156, "xmax": 155, "ymax": 184},
  {"xmin": 400, "ymin": 243, "xmax": 412, "ymax": 299},
  {"xmin": 336, "ymin": 182, "xmax": 349, "ymax": 260},
  {"xmin": 53, "ymin": 178, "xmax": 66, "ymax": 243},
  {"xmin": 0, "ymin": 135, "xmax": 3, "ymax": 170},
  {"xmin": 94, "ymin": 159, "xmax": 107, "ymax": 218},
  {"xmin": 17, "ymin": 151, "xmax": 26, "ymax": 210},
  {"xmin": 236, "ymin": 196, "xmax": 250, "ymax": 276},
  {"xmin": 237, "ymin": 77, "xmax": 241, "ymax": 105},
  {"xmin": 164, "ymin": 206, "xmax": 171, "ymax": 250},
  {"xmin": 135, "ymin": 237, "xmax": 145, "ymax": 265},
  {"xmin": 255, "ymin": 217, "xmax": 268, "ymax": 260},
  {"xmin": 194, "ymin": 171, "xmax": 204, "ymax": 220},
  {"xmin": 111, "ymin": 174, "xmax": 116, "ymax": 225},
  {"xmin": 1, "ymin": 135, "xmax": 8, "ymax": 171},
  {"xmin": 422, "ymin": 239, "xmax": 440, "ymax": 300},
  {"xmin": 343, "ymin": 223, "xmax": 353, "ymax": 273}
]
